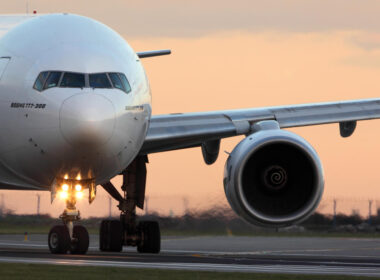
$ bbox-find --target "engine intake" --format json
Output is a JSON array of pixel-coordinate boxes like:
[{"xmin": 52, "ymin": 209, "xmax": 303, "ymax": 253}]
[{"xmin": 224, "ymin": 121, "xmax": 324, "ymax": 227}]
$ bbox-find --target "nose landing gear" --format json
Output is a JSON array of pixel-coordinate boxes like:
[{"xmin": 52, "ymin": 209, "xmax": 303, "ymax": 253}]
[
  {"xmin": 100, "ymin": 156, "xmax": 160, "ymax": 253},
  {"xmin": 48, "ymin": 156, "xmax": 159, "ymax": 255},
  {"xmin": 48, "ymin": 178, "xmax": 91, "ymax": 254}
]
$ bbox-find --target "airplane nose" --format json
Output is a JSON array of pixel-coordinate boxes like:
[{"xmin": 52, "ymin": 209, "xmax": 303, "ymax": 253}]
[{"xmin": 60, "ymin": 93, "xmax": 115, "ymax": 147}]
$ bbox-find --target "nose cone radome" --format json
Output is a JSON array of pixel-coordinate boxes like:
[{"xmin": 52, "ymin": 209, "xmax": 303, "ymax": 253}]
[{"xmin": 60, "ymin": 93, "xmax": 115, "ymax": 147}]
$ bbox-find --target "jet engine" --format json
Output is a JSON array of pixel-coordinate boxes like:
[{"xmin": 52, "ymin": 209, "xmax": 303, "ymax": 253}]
[{"xmin": 223, "ymin": 121, "xmax": 324, "ymax": 227}]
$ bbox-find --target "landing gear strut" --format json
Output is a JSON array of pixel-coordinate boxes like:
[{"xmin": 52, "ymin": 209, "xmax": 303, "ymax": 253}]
[
  {"xmin": 100, "ymin": 156, "xmax": 160, "ymax": 253},
  {"xmin": 48, "ymin": 178, "xmax": 91, "ymax": 254}
]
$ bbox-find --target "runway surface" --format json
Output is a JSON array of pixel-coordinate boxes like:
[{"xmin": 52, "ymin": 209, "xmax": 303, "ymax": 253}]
[{"xmin": 1, "ymin": 234, "xmax": 380, "ymax": 277}]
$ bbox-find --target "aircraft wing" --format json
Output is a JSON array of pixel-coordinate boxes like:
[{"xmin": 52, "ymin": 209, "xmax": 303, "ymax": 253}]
[
  {"xmin": 0, "ymin": 15, "xmax": 35, "ymax": 38},
  {"xmin": 140, "ymin": 98, "xmax": 380, "ymax": 155}
]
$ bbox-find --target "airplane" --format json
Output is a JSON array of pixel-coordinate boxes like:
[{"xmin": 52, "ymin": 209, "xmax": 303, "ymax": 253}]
[{"xmin": 0, "ymin": 13, "xmax": 379, "ymax": 255}]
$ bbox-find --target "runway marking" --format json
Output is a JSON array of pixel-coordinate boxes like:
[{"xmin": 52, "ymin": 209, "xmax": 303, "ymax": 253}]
[
  {"xmin": 1, "ymin": 241, "xmax": 380, "ymax": 261},
  {"xmin": 160, "ymin": 248, "xmax": 345, "ymax": 256},
  {"xmin": 0, "ymin": 242, "xmax": 100, "ymax": 251},
  {"xmin": 162, "ymin": 237, "xmax": 205, "ymax": 242},
  {"xmin": 1, "ymin": 239, "xmax": 380, "ymax": 263},
  {"xmin": 0, "ymin": 256, "xmax": 379, "ymax": 276},
  {"xmin": 1, "ymin": 241, "xmax": 344, "ymax": 256},
  {"xmin": 0, "ymin": 242, "xmax": 46, "ymax": 247}
]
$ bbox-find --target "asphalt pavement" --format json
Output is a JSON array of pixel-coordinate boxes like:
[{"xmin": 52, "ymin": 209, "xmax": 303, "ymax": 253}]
[{"xmin": 0, "ymin": 234, "xmax": 380, "ymax": 277}]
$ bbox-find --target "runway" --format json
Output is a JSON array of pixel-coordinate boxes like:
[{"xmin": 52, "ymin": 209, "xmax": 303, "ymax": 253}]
[{"xmin": 1, "ymin": 234, "xmax": 380, "ymax": 277}]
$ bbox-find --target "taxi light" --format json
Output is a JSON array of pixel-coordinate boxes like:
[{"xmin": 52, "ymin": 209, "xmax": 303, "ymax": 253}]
[
  {"xmin": 59, "ymin": 191, "xmax": 68, "ymax": 199},
  {"xmin": 62, "ymin": 184, "xmax": 69, "ymax": 191},
  {"xmin": 75, "ymin": 191, "xmax": 83, "ymax": 199},
  {"xmin": 75, "ymin": 184, "xmax": 82, "ymax": 191}
]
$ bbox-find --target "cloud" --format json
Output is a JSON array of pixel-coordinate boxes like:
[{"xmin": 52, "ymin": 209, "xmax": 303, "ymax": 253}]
[
  {"xmin": 342, "ymin": 55, "xmax": 380, "ymax": 68},
  {"xmin": 2, "ymin": 0, "xmax": 380, "ymax": 38},
  {"xmin": 349, "ymin": 33, "xmax": 380, "ymax": 51}
]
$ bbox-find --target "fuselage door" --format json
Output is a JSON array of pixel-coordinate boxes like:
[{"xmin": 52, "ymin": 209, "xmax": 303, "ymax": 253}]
[{"xmin": 0, "ymin": 57, "xmax": 10, "ymax": 81}]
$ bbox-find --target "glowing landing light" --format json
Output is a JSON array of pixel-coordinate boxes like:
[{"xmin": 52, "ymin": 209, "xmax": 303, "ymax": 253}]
[
  {"xmin": 75, "ymin": 191, "xmax": 83, "ymax": 199},
  {"xmin": 59, "ymin": 191, "xmax": 68, "ymax": 199},
  {"xmin": 76, "ymin": 174, "xmax": 81, "ymax": 180},
  {"xmin": 62, "ymin": 184, "xmax": 69, "ymax": 191},
  {"xmin": 75, "ymin": 184, "xmax": 82, "ymax": 191},
  {"xmin": 64, "ymin": 174, "xmax": 68, "ymax": 180}
]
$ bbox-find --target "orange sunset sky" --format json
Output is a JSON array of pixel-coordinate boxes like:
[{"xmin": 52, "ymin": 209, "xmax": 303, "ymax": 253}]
[{"xmin": 1, "ymin": 1, "xmax": 380, "ymax": 217}]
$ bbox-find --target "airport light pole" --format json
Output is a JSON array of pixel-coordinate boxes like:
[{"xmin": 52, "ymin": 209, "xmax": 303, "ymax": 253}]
[
  {"xmin": 36, "ymin": 194, "xmax": 40, "ymax": 216},
  {"xmin": 333, "ymin": 199, "xmax": 337, "ymax": 228},
  {"xmin": 369, "ymin": 200, "xmax": 373, "ymax": 225}
]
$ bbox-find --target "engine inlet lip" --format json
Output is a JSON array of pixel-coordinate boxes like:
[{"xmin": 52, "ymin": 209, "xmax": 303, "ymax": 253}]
[{"xmin": 235, "ymin": 131, "xmax": 324, "ymax": 226}]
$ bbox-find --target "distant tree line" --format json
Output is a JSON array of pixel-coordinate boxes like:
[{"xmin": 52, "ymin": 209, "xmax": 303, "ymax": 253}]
[{"xmin": 1, "ymin": 207, "xmax": 380, "ymax": 234}]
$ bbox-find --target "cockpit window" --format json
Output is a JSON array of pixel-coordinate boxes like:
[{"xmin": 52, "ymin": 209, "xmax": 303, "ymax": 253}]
[
  {"xmin": 33, "ymin": 71, "xmax": 132, "ymax": 93},
  {"xmin": 60, "ymin": 72, "xmax": 85, "ymax": 88},
  {"xmin": 109, "ymin": 73, "xmax": 131, "ymax": 93},
  {"xmin": 89, "ymin": 73, "xmax": 112, "ymax": 88},
  {"xmin": 108, "ymin": 73, "xmax": 123, "ymax": 90},
  {"xmin": 119, "ymin": 73, "xmax": 131, "ymax": 93},
  {"xmin": 44, "ymin": 71, "xmax": 62, "ymax": 90},
  {"xmin": 33, "ymin": 71, "xmax": 49, "ymax": 91}
]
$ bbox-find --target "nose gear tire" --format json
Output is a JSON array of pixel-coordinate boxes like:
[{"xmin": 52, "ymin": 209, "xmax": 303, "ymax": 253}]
[
  {"xmin": 137, "ymin": 221, "xmax": 161, "ymax": 253},
  {"xmin": 70, "ymin": 225, "xmax": 89, "ymax": 254},
  {"xmin": 99, "ymin": 220, "xmax": 123, "ymax": 252},
  {"xmin": 48, "ymin": 225, "xmax": 71, "ymax": 254}
]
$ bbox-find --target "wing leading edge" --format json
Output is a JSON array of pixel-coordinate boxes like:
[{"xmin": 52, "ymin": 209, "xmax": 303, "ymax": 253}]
[{"xmin": 140, "ymin": 98, "xmax": 380, "ymax": 154}]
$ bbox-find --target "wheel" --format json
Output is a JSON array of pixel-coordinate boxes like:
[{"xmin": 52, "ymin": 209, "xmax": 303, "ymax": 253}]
[
  {"xmin": 99, "ymin": 219, "xmax": 123, "ymax": 252},
  {"xmin": 99, "ymin": 220, "xmax": 123, "ymax": 252},
  {"xmin": 70, "ymin": 225, "xmax": 89, "ymax": 254},
  {"xmin": 137, "ymin": 221, "xmax": 160, "ymax": 253},
  {"xmin": 48, "ymin": 225, "xmax": 70, "ymax": 254}
]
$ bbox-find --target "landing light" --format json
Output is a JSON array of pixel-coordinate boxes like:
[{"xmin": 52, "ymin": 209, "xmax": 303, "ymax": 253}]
[
  {"xmin": 59, "ymin": 191, "xmax": 68, "ymax": 199},
  {"xmin": 75, "ymin": 191, "xmax": 83, "ymax": 199},
  {"xmin": 62, "ymin": 184, "xmax": 69, "ymax": 191},
  {"xmin": 75, "ymin": 184, "xmax": 82, "ymax": 191}
]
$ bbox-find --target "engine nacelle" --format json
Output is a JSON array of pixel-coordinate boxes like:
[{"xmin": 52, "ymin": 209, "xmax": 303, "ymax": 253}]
[{"xmin": 224, "ymin": 121, "xmax": 324, "ymax": 227}]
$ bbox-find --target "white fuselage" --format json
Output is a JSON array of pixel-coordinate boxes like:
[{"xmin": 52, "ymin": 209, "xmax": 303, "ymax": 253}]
[{"xmin": 0, "ymin": 14, "xmax": 151, "ymax": 190}]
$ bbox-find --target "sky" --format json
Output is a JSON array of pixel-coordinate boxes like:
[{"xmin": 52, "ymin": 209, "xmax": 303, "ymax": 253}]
[{"xmin": 1, "ymin": 1, "xmax": 380, "ymax": 217}]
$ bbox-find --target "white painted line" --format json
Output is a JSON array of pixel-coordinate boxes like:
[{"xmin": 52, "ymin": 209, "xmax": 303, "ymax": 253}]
[
  {"xmin": 159, "ymin": 248, "xmax": 343, "ymax": 256},
  {"xmin": 0, "ymin": 242, "xmax": 101, "ymax": 250},
  {"xmin": 1, "ymin": 240, "xmax": 380, "ymax": 270},
  {"xmin": 0, "ymin": 256, "xmax": 379, "ymax": 276},
  {"xmin": 0, "ymin": 242, "xmax": 46, "ymax": 247}
]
